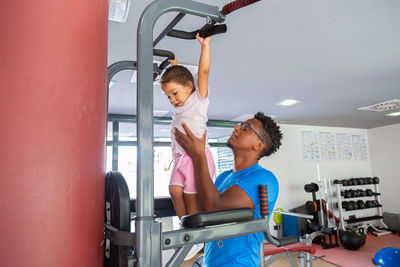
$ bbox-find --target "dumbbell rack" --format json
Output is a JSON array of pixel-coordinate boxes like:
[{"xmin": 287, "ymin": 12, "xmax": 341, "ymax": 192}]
[{"xmin": 335, "ymin": 179, "xmax": 388, "ymax": 233}]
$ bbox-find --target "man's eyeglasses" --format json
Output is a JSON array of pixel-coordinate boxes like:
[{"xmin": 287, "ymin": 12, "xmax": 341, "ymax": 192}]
[{"xmin": 238, "ymin": 122, "xmax": 265, "ymax": 143}]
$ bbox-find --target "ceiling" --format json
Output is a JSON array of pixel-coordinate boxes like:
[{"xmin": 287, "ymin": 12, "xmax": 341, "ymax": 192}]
[{"xmin": 107, "ymin": 0, "xmax": 400, "ymax": 130}]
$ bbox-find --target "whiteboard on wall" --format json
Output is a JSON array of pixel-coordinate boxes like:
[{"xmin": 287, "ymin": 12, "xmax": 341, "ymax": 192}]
[{"xmin": 301, "ymin": 130, "xmax": 368, "ymax": 161}]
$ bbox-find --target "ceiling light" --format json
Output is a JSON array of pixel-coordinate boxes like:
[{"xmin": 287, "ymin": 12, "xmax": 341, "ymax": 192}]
[
  {"xmin": 276, "ymin": 99, "xmax": 301, "ymax": 106},
  {"xmin": 386, "ymin": 111, "xmax": 400, "ymax": 117}
]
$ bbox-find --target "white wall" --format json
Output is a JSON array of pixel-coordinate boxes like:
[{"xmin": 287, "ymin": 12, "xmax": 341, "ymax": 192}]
[
  {"xmin": 368, "ymin": 123, "xmax": 400, "ymax": 213},
  {"xmin": 259, "ymin": 124, "xmax": 373, "ymax": 212}
]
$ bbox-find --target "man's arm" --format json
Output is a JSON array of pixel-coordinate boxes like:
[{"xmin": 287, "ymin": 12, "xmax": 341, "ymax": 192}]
[{"xmin": 174, "ymin": 123, "xmax": 254, "ymax": 211}]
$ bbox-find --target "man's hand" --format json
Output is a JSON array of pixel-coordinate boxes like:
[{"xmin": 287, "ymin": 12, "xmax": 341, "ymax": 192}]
[{"xmin": 174, "ymin": 123, "xmax": 206, "ymax": 160}]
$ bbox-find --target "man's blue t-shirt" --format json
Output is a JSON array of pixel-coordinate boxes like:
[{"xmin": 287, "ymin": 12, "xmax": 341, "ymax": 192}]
[{"xmin": 204, "ymin": 163, "xmax": 279, "ymax": 267}]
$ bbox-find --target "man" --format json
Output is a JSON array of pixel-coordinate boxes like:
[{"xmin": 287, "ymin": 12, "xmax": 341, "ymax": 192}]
[{"xmin": 174, "ymin": 112, "xmax": 283, "ymax": 266}]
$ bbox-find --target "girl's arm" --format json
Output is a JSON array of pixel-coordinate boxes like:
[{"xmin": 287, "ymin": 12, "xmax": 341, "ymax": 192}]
[{"xmin": 196, "ymin": 33, "xmax": 211, "ymax": 98}]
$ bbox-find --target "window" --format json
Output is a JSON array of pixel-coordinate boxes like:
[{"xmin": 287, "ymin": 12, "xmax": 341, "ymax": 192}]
[{"xmin": 106, "ymin": 115, "xmax": 235, "ymax": 198}]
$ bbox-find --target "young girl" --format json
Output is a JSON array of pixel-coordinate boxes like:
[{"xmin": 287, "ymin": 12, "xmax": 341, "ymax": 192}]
[{"xmin": 160, "ymin": 33, "xmax": 215, "ymax": 219}]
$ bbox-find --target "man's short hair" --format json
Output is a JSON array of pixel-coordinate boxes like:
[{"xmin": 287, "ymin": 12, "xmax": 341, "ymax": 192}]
[{"xmin": 254, "ymin": 112, "xmax": 283, "ymax": 159}]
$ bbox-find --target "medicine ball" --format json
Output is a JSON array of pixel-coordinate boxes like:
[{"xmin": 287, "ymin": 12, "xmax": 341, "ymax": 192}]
[
  {"xmin": 373, "ymin": 247, "xmax": 400, "ymax": 267},
  {"xmin": 339, "ymin": 229, "xmax": 366, "ymax": 250}
]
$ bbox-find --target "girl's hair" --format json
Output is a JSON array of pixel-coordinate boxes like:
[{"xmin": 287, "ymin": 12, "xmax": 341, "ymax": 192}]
[{"xmin": 160, "ymin": 65, "xmax": 195, "ymax": 91}]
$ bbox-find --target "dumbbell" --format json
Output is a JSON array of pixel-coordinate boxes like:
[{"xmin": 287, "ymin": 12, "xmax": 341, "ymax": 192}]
[
  {"xmin": 350, "ymin": 178, "xmax": 358, "ymax": 186},
  {"xmin": 357, "ymin": 178, "xmax": 365, "ymax": 185},
  {"xmin": 350, "ymin": 189, "xmax": 362, "ymax": 198},
  {"xmin": 357, "ymin": 189, "xmax": 365, "ymax": 197},
  {"xmin": 365, "ymin": 177, "xmax": 373, "ymax": 184},
  {"xmin": 365, "ymin": 200, "xmax": 374, "ymax": 208},
  {"xmin": 341, "ymin": 201, "xmax": 349, "ymax": 210},
  {"xmin": 333, "ymin": 179, "xmax": 341, "ymax": 185},
  {"xmin": 304, "ymin": 183, "xmax": 319, "ymax": 192},
  {"xmin": 306, "ymin": 199, "xmax": 326, "ymax": 213},
  {"xmin": 366, "ymin": 189, "xmax": 373, "ymax": 196},
  {"xmin": 349, "ymin": 200, "xmax": 358, "ymax": 210},
  {"xmin": 342, "ymin": 179, "xmax": 350, "ymax": 186},
  {"xmin": 357, "ymin": 200, "xmax": 365, "ymax": 209},
  {"xmin": 373, "ymin": 177, "xmax": 380, "ymax": 184},
  {"xmin": 345, "ymin": 201, "xmax": 355, "ymax": 210},
  {"xmin": 369, "ymin": 200, "xmax": 380, "ymax": 207}
]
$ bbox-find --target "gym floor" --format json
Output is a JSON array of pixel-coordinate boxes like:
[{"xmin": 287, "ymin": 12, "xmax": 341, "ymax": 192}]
[{"xmin": 181, "ymin": 254, "xmax": 338, "ymax": 267}]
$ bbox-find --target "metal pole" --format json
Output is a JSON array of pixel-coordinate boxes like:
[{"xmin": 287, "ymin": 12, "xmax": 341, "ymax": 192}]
[
  {"xmin": 272, "ymin": 210, "xmax": 314, "ymax": 220},
  {"xmin": 153, "ymin": 12, "xmax": 186, "ymax": 47},
  {"xmin": 336, "ymin": 184, "xmax": 345, "ymax": 231},
  {"xmin": 136, "ymin": 1, "xmax": 224, "ymax": 266}
]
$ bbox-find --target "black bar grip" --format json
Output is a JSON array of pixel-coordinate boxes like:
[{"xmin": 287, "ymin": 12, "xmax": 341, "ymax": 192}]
[
  {"xmin": 153, "ymin": 59, "xmax": 170, "ymax": 82},
  {"xmin": 167, "ymin": 24, "xmax": 227, "ymax": 40},
  {"xmin": 259, "ymin": 184, "xmax": 269, "ymax": 217},
  {"xmin": 158, "ymin": 59, "xmax": 171, "ymax": 71},
  {"xmin": 276, "ymin": 236, "xmax": 298, "ymax": 246},
  {"xmin": 199, "ymin": 24, "xmax": 227, "ymax": 38},
  {"xmin": 153, "ymin": 49, "xmax": 174, "ymax": 60},
  {"xmin": 221, "ymin": 0, "xmax": 261, "ymax": 15},
  {"xmin": 167, "ymin": 29, "xmax": 197, "ymax": 40}
]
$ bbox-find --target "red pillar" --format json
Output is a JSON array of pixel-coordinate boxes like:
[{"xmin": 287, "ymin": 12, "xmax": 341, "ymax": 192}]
[{"xmin": 0, "ymin": 1, "xmax": 108, "ymax": 266}]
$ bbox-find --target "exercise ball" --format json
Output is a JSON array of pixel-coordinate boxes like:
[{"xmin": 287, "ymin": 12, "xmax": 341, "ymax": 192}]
[
  {"xmin": 373, "ymin": 247, "xmax": 400, "ymax": 267},
  {"xmin": 339, "ymin": 229, "xmax": 366, "ymax": 250}
]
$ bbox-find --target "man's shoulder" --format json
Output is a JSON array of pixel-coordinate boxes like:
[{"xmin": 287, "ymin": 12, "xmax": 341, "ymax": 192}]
[
  {"xmin": 243, "ymin": 164, "xmax": 275, "ymax": 178},
  {"xmin": 215, "ymin": 169, "xmax": 233, "ymax": 185}
]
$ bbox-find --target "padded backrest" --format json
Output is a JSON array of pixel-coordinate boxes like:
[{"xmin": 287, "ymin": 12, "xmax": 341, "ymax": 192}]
[{"xmin": 181, "ymin": 208, "xmax": 254, "ymax": 228}]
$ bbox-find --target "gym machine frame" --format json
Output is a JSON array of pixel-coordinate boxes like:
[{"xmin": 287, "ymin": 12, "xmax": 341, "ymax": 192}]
[{"xmin": 105, "ymin": 1, "xmax": 297, "ymax": 267}]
